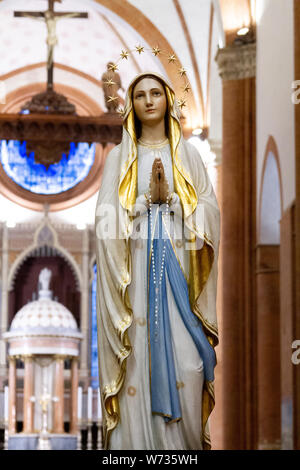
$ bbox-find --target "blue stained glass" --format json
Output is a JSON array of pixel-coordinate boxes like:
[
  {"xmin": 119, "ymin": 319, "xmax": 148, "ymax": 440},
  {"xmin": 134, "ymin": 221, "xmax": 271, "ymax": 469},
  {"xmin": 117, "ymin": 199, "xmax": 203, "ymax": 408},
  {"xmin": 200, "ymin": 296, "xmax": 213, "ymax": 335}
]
[
  {"xmin": 0, "ymin": 140, "xmax": 95, "ymax": 195},
  {"xmin": 91, "ymin": 263, "xmax": 99, "ymax": 389}
]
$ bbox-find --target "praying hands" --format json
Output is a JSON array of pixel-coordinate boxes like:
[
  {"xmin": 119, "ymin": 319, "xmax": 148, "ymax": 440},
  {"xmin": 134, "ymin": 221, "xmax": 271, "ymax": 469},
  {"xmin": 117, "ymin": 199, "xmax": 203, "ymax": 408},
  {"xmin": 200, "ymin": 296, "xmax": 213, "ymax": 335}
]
[{"xmin": 149, "ymin": 157, "xmax": 170, "ymax": 204}]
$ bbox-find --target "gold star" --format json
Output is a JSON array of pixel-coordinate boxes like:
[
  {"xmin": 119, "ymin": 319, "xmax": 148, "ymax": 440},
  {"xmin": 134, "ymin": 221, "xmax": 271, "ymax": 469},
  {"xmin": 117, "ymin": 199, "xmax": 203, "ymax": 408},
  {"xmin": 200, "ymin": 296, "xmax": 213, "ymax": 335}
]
[
  {"xmin": 168, "ymin": 54, "xmax": 177, "ymax": 63},
  {"xmin": 183, "ymin": 83, "xmax": 191, "ymax": 93},
  {"xmin": 178, "ymin": 67, "xmax": 187, "ymax": 76},
  {"xmin": 177, "ymin": 98, "xmax": 187, "ymax": 109},
  {"xmin": 107, "ymin": 95, "xmax": 118, "ymax": 103},
  {"xmin": 135, "ymin": 45, "xmax": 145, "ymax": 54},
  {"xmin": 118, "ymin": 107, "xmax": 126, "ymax": 118},
  {"xmin": 108, "ymin": 63, "xmax": 118, "ymax": 72},
  {"xmin": 152, "ymin": 46, "xmax": 161, "ymax": 56},
  {"xmin": 120, "ymin": 50, "xmax": 129, "ymax": 60},
  {"xmin": 104, "ymin": 79, "xmax": 116, "ymax": 87}
]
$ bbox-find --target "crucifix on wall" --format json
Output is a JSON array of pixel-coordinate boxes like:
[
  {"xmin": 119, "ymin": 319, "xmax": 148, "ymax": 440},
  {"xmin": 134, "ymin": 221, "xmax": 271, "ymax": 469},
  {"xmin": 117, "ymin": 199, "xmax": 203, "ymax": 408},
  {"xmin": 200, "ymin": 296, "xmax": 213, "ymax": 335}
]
[{"xmin": 14, "ymin": 0, "xmax": 88, "ymax": 90}]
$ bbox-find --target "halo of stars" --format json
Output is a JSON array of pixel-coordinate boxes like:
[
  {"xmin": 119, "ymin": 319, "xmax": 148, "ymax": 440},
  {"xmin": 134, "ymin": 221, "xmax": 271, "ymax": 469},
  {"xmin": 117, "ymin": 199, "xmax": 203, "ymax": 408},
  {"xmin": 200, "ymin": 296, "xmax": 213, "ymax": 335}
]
[{"xmin": 103, "ymin": 44, "xmax": 190, "ymax": 116}]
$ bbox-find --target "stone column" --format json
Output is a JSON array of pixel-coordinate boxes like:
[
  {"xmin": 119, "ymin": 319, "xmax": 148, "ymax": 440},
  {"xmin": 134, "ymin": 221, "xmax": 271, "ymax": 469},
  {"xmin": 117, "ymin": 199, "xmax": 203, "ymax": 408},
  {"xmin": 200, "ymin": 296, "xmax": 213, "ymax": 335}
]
[
  {"xmin": 280, "ymin": 205, "xmax": 296, "ymax": 449},
  {"xmin": 215, "ymin": 42, "xmax": 257, "ymax": 449},
  {"xmin": 53, "ymin": 357, "xmax": 64, "ymax": 433},
  {"xmin": 294, "ymin": 0, "xmax": 300, "ymax": 451},
  {"xmin": 23, "ymin": 356, "xmax": 34, "ymax": 433},
  {"xmin": 80, "ymin": 229, "xmax": 89, "ymax": 372},
  {"xmin": 0, "ymin": 225, "xmax": 9, "ymax": 373},
  {"xmin": 256, "ymin": 245, "xmax": 281, "ymax": 449},
  {"xmin": 70, "ymin": 358, "xmax": 79, "ymax": 434},
  {"xmin": 8, "ymin": 357, "xmax": 16, "ymax": 433}
]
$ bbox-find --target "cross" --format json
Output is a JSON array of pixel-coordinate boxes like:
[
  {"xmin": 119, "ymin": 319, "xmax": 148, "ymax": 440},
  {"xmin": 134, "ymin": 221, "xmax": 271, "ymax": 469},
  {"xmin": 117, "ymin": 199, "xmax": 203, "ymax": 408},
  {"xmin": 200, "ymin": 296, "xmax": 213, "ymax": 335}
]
[
  {"xmin": 14, "ymin": 0, "xmax": 88, "ymax": 90},
  {"xmin": 30, "ymin": 386, "xmax": 59, "ymax": 433}
]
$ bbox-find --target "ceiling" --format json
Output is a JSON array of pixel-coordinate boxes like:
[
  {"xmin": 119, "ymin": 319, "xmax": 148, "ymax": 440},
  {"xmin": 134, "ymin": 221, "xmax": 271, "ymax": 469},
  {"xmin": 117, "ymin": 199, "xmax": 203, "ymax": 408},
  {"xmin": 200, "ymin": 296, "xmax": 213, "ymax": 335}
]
[
  {"xmin": 0, "ymin": 0, "xmax": 226, "ymax": 121},
  {"xmin": 0, "ymin": 0, "xmax": 253, "ymax": 226}
]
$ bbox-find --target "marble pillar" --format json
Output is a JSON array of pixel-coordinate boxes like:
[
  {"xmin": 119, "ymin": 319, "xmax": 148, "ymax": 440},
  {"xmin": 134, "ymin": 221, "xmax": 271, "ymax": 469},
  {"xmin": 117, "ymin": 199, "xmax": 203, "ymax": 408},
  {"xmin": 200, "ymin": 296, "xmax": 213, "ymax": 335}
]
[
  {"xmin": 70, "ymin": 358, "xmax": 79, "ymax": 434},
  {"xmin": 215, "ymin": 42, "xmax": 257, "ymax": 449},
  {"xmin": 256, "ymin": 245, "xmax": 281, "ymax": 449},
  {"xmin": 23, "ymin": 356, "xmax": 34, "ymax": 433},
  {"xmin": 8, "ymin": 357, "xmax": 16, "ymax": 433},
  {"xmin": 53, "ymin": 357, "xmax": 64, "ymax": 433}
]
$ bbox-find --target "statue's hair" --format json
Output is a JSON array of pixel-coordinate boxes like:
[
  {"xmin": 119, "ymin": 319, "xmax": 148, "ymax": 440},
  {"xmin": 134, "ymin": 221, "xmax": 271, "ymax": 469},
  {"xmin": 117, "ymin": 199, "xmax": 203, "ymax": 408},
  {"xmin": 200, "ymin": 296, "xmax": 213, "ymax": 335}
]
[{"xmin": 131, "ymin": 73, "xmax": 166, "ymax": 93}]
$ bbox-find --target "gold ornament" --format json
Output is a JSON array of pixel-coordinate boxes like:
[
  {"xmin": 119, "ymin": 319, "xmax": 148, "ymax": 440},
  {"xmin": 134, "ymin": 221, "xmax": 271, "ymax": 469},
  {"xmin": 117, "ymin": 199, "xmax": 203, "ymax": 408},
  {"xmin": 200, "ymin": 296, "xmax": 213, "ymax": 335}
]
[
  {"xmin": 107, "ymin": 95, "xmax": 118, "ymax": 103},
  {"xmin": 108, "ymin": 63, "xmax": 118, "ymax": 72},
  {"xmin": 117, "ymin": 107, "xmax": 125, "ymax": 118},
  {"xmin": 108, "ymin": 45, "xmax": 190, "ymax": 111},
  {"xmin": 127, "ymin": 386, "xmax": 136, "ymax": 396},
  {"xmin": 177, "ymin": 98, "xmax": 187, "ymax": 109},
  {"xmin": 168, "ymin": 54, "xmax": 177, "ymax": 63},
  {"xmin": 152, "ymin": 46, "xmax": 161, "ymax": 56},
  {"xmin": 120, "ymin": 50, "xmax": 129, "ymax": 60},
  {"xmin": 104, "ymin": 79, "xmax": 116, "ymax": 87},
  {"xmin": 176, "ymin": 381, "xmax": 185, "ymax": 389},
  {"xmin": 135, "ymin": 45, "xmax": 145, "ymax": 54}
]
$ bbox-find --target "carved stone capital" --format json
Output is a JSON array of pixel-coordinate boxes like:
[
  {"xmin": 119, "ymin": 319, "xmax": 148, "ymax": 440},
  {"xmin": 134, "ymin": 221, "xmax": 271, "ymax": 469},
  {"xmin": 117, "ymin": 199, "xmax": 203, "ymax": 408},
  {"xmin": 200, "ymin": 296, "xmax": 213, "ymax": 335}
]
[{"xmin": 215, "ymin": 42, "xmax": 256, "ymax": 80}]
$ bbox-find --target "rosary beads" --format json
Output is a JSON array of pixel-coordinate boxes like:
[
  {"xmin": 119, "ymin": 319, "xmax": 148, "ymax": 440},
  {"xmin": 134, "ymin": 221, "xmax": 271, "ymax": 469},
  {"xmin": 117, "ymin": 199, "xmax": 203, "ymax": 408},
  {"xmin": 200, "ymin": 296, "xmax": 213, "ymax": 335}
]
[{"xmin": 148, "ymin": 176, "xmax": 170, "ymax": 338}]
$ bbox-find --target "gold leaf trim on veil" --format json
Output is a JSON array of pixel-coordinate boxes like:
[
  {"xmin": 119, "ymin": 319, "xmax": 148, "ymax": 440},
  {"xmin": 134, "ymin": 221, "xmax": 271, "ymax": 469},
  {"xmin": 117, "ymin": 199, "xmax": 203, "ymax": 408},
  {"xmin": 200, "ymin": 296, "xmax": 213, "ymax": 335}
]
[
  {"xmin": 119, "ymin": 105, "xmax": 138, "ymax": 213},
  {"xmin": 102, "ymin": 242, "xmax": 133, "ymax": 449},
  {"xmin": 165, "ymin": 86, "xmax": 198, "ymax": 218},
  {"xmin": 189, "ymin": 238, "xmax": 218, "ymax": 450}
]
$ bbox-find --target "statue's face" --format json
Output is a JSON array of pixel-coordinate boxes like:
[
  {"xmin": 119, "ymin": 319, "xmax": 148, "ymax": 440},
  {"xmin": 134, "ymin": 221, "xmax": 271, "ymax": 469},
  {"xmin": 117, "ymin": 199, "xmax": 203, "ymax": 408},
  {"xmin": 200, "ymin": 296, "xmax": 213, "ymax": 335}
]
[{"xmin": 133, "ymin": 77, "xmax": 167, "ymax": 126}]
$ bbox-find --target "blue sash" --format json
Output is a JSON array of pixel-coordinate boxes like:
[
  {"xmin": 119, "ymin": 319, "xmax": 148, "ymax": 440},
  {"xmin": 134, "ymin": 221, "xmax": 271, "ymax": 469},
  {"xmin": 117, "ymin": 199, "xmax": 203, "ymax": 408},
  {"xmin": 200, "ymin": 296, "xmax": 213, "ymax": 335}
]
[{"xmin": 147, "ymin": 208, "xmax": 216, "ymax": 422}]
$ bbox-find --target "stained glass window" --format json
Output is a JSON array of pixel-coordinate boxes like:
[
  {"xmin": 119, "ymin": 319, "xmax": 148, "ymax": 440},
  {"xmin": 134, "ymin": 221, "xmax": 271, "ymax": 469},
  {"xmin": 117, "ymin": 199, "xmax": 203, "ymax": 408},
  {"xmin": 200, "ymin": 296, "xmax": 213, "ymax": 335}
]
[
  {"xmin": 0, "ymin": 140, "xmax": 95, "ymax": 195},
  {"xmin": 91, "ymin": 263, "xmax": 99, "ymax": 389}
]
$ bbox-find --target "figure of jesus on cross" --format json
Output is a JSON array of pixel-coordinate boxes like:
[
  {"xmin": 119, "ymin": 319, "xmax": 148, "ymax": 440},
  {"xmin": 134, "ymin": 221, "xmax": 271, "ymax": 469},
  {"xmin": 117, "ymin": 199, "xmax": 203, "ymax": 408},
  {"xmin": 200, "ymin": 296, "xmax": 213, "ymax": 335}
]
[{"xmin": 14, "ymin": 0, "xmax": 88, "ymax": 89}]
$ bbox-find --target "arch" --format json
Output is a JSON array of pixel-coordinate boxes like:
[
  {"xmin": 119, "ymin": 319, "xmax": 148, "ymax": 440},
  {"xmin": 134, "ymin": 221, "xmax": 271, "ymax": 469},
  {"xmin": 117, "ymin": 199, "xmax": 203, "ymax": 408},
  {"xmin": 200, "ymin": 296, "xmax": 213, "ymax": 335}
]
[
  {"xmin": 0, "ymin": 65, "xmax": 111, "ymax": 212},
  {"xmin": 258, "ymin": 135, "xmax": 283, "ymax": 244},
  {"xmin": 0, "ymin": 139, "xmax": 106, "ymax": 212},
  {"xmin": 8, "ymin": 221, "xmax": 83, "ymax": 291},
  {"xmin": 0, "ymin": 63, "xmax": 105, "ymax": 114},
  {"xmin": 0, "ymin": 62, "xmax": 103, "ymax": 90},
  {"xmin": 8, "ymin": 248, "xmax": 81, "ymax": 327},
  {"xmin": 92, "ymin": 0, "xmax": 198, "ymax": 129},
  {"xmin": 8, "ymin": 243, "xmax": 82, "ymax": 292}
]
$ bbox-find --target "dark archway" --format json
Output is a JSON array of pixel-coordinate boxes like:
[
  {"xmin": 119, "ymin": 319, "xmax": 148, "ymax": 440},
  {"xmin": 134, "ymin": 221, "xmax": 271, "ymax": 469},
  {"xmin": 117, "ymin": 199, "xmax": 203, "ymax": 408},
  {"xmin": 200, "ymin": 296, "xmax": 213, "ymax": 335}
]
[{"xmin": 9, "ymin": 254, "xmax": 80, "ymax": 328}]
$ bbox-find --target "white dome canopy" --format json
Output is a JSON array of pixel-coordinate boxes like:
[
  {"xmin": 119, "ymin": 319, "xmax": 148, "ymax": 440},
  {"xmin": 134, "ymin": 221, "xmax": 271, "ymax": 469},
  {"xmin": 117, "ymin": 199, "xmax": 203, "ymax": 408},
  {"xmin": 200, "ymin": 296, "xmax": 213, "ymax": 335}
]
[
  {"xmin": 4, "ymin": 268, "xmax": 82, "ymax": 357},
  {"xmin": 9, "ymin": 297, "xmax": 79, "ymax": 335}
]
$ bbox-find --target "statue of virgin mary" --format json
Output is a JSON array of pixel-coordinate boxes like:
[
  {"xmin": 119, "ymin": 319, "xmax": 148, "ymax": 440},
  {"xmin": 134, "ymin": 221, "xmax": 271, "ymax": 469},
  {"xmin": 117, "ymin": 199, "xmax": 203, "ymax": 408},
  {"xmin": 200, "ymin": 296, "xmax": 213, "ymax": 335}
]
[{"xmin": 95, "ymin": 71, "xmax": 220, "ymax": 450}]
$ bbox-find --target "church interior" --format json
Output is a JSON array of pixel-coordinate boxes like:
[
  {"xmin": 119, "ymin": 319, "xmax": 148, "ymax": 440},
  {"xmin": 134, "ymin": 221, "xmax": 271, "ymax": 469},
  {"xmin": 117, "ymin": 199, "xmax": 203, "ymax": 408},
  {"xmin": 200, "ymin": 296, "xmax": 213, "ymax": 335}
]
[{"xmin": 0, "ymin": 0, "xmax": 299, "ymax": 451}]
